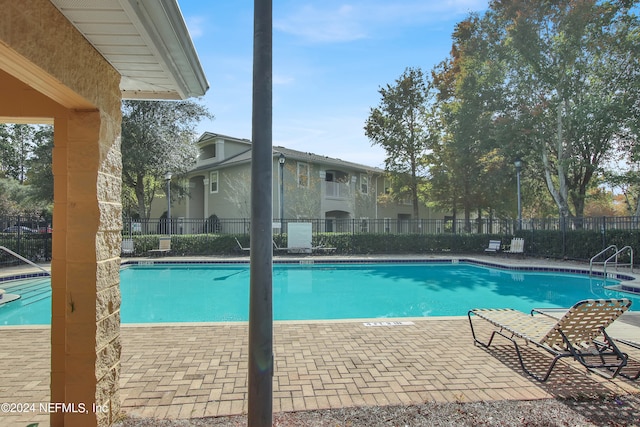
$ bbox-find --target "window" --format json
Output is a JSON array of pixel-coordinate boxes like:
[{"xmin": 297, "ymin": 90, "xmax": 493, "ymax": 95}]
[
  {"xmin": 210, "ymin": 171, "xmax": 219, "ymax": 193},
  {"xmin": 360, "ymin": 174, "xmax": 368, "ymax": 194},
  {"xmin": 199, "ymin": 143, "xmax": 217, "ymax": 160},
  {"xmin": 297, "ymin": 162, "xmax": 309, "ymax": 188},
  {"xmin": 384, "ymin": 178, "xmax": 391, "ymax": 194}
]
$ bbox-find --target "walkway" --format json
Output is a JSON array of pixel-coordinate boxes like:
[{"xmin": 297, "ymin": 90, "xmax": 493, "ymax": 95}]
[
  {"xmin": 1, "ymin": 256, "xmax": 639, "ymax": 426},
  {"xmin": 2, "ymin": 318, "xmax": 639, "ymax": 426}
]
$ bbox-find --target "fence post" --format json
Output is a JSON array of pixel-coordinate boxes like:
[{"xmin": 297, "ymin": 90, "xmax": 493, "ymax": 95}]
[
  {"xmin": 561, "ymin": 215, "xmax": 567, "ymax": 258},
  {"xmin": 16, "ymin": 214, "xmax": 21, "ymax": 257},
  {"xmin": 528, "ymin": 218, "xmax": 534, "ymax": 256}
]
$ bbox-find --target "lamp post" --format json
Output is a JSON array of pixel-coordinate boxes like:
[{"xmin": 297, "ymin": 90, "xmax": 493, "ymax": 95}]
[
  {"xmin": 514, "ymin": 159, "xmax": 522, "ymax": 231},
  {"xmin": 279, "ymin": 153, "xmax": 285, "ymax": 235},
  {"xmin": 165, "ymin": 172, "xmax": 172, "ymax": 235}
]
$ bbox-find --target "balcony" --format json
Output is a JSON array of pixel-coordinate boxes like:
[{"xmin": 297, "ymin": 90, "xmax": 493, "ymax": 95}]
[{"xmin": 325, "ymin": 181, "xmax": 350, "ymax": 199}]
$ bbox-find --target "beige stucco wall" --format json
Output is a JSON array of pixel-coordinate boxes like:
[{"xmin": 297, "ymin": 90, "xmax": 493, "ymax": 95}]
[
  {"xmin": 149, "ymin": 152, "xmax": 449, "ymax": 226},
  {"xmin": 1, "ymin": 1, "xmax": 122, "ymax": 426}
]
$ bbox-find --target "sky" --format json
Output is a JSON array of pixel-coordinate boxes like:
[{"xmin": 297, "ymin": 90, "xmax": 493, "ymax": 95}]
[{"xmin": 177, "ymin": 0, "xmax": 489, "ymax": 169}]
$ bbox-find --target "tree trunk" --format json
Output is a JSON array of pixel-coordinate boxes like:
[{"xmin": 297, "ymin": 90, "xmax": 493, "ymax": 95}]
[
  {"xmin": 135, "ymin": 174, "xmax": 147, "ymax": 220},
  {"xmin": 542, "ymin": 102, "xmax": 571, "ymax": 218}
]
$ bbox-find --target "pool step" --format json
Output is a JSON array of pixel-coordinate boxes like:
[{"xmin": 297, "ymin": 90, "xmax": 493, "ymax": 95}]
[
  {"xmin": 621, "ymin": 283, "xmax": 640, "ymax": 294},
  {"xmin": 1, "ymin": 278, "xmax": 51, "ymax": 306}
]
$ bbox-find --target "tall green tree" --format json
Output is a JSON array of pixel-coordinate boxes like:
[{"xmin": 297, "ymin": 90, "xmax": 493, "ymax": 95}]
[
  {"xmin": 121, "ymin": 100, "xmax": 212, "ymax": 219},
  {"xmin": 26, "ymin": 125, "xmax": 54, "ymax": 204},
  {"xmin": 364, "ymin": 67, "xmax": 435, "ymax": 220},
  {"xmin": 430, "ymin": 15, "xmax": 512, "ymax": 230},
  {"xmin": 492, "ymin": 0, "xmax": 640, "ymax": 219},
  {"xmin": 0, "ymin": 124, "xmax": 36, "ymax": 183}
]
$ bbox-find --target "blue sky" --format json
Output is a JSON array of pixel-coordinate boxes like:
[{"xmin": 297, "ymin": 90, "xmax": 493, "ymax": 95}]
[{"xmin": 178, "ymin": 0, "xmax": 488, "ymax": 168}]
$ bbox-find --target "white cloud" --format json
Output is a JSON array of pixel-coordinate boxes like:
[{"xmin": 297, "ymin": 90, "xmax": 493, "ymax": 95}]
[
  {"xmin": 273, "ymin": 74, "xmax": 295, "ymax": 85},
  {"xmin": 274, "ymin": 0, "xmax": 488, "ymax": 44},
  {"xmin": 275, "ymin": 4, "xmax": 367, "ymax": 43},
  {"xmin": 185, "ymin": 15, "xmax": 206, "ymax": 40}
]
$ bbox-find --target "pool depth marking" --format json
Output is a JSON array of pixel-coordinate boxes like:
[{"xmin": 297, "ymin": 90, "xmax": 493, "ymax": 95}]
[{"xmin": 363, "ymin": 321, "xmax": 415, "ymax": 327}]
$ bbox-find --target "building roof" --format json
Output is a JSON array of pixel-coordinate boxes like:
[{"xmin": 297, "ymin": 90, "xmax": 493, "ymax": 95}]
[
  {"xmin": 50, "ymin": 0, "xmax": 209, "ymax": 100},
  {"xmin": 197, "ymin": 132, "xmax": 252, "ymax": 145},
  {"xmin": 189, "ymin": 140, "xmax": 385, "ymax": 175},
  {"xmin": 273, "ymin": 146, "xmax": 385, "ymax": 174}
]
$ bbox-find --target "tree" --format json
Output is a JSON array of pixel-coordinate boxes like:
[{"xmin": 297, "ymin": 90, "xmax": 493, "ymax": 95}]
[
  {"xmin": 430, "ymin": 15, "xmax": 513, "ymax": 230},
  {"xmin": 605, "ymin": 167, "xmax": 640, "ymax": 217},
  {"xmin": 364, "ymin": 67, "xmax": 435, "ymax": 220},
  {"xmin": 26, "ymin": 125, "xmax": 54, "ymax": 204},
  {"xmin": 0, "ymin": 177, "xmax": 50, "ymax": 217},
  {"xmin": 121, "ymin": 100, "xmax": 213, "ymax": 219},
  {"xmin": 492, "ymin": 0, "xmax": 640, "ymax": 219},
  {"xmin": 0, "ymin": 124, "xmax": 36, "ymax": 183},
  {"xmin": 0, "ymin": 124, "xmax": 54, "ymax": 216}
]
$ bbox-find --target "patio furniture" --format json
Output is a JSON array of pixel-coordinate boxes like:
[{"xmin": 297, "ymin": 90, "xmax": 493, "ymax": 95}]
[
  {"xmin": 234, "ymin": 237, "xmax": 250, "ymax": 253},
  {"xmin": 148, "ymin": 237, "xmax": 171, "ymax": 256},
  {"xmin": 272, "ymin": 240, "xmax": 288, "ymax": 253},
  {"xmin": 504, "ymin": 238, "xmax": 524, "ymax": 256},
  {"xmin": 616, "ymin": 338, "xmax": 640, "ymax": 380},
  {"xmin": 121, "ymin": 238, "xmax": 134, "ymax": 256},
  {"xmin": 530, "ymin": 307, "xmax": 640, "ymax": 381},
  {"xmin": 484, "ymin": 240, "xmax": 501, "ymax": 253},
  {"xmin": 313, "ymin": 242, "xmax": 337, "ymax": 254},
  {"xmin": 468, "ymin": 298, "xmax": 632, "ymax": 381}
]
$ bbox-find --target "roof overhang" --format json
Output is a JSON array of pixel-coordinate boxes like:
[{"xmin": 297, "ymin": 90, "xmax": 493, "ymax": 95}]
[{"xmin": 50, "ymin": 0, "xmax": 209, "ymax": 100}]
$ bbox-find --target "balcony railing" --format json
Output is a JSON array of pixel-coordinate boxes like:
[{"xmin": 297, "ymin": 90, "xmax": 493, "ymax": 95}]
[{"xmin": 325, "ymin": 181, "xmax": 350, "ymax": 199}]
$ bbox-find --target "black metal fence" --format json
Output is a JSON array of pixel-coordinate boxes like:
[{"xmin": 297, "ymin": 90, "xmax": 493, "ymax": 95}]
[
  {"xmin": 3, "ymin": 215, "xmax": 640, "ymax": 264},
  {"xmin": 121, "ymin": 215, "xmax": 640, "ymax": 236},
  {"xmin": 0, "ymin": 216, "xmax": 52, "ymax": 266}
]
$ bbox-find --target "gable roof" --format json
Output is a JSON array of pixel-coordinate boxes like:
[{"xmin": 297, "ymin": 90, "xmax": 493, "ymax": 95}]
[
  {"xmin": 189, "ymin": 140, "xmax": 385, "ymax": 175},
  {"xmin": 197, "ymin": 132, "xmax": 252, "ymax": 146},
  {"xmin": 273, "ymin": 146, "xmax": 384, "ymax": 174}
]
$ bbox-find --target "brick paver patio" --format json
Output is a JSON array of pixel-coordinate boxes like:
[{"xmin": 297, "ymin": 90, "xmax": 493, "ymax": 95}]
[{"xmin": 1, "ymin": 318, "xmax": 638, "ymax": 426}]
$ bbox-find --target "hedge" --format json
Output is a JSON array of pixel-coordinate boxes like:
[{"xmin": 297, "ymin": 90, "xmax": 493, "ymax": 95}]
[{"xmin": 121, "ymin": 230, "xmax": 640, "ymax": 264}]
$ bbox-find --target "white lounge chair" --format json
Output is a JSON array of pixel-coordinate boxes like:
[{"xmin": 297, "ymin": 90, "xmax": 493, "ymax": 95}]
[
  {"xmin": 313, "ymin": 242, "xmax": 337, "ymax": 254},
  {"xmin": 272, "ymin": 240, "xmax": 288, "ymax": 253},
  {"xmin": 121, "ymin": 238, "xmax": 134, "ymax": 256},
  {"xmin": 532, "ymin": 307, "xmax": 640, "ymax": 381},
  {"xmin": 148, "ymin": 237, "xmax": 171, "ymax": 256},
  {"xmin": 468, "ymin": 298, "xmax": 631, "ymax": 381},
  {"xmin": 505, "ymin": 238, "xmax": 524, "ymax": 256},
  {"xmin": 484, "ymin": 240, "xmax": 501, "ymax": 253},
  {"xmin": 235, "ymin": 237, "xmax": 250, "ymax": 253}
]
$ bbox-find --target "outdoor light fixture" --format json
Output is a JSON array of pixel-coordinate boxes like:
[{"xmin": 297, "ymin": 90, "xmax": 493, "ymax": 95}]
[
  {"xmin": 165, "ymin": 172, "xmax": 172, "ymax": 235},
  {"xmin": 514, "ymin": 159, "xmax": 522, "ymax": 230},
  {"xmin": 279, "ymin": 153, "xmax": 286, "ymax": 235}
]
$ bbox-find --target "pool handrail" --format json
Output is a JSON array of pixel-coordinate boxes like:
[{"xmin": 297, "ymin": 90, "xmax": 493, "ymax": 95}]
[
  {"xmin": 0, "ymin": 245, "xmax": 51, "ymax": 276},
  {"xmin": 590, "ymin": 245, "xmax": 618, "ymax": 276},
  {"xmin": 603, "ymin": 246, "xmax": 634, "ymax": 277}
]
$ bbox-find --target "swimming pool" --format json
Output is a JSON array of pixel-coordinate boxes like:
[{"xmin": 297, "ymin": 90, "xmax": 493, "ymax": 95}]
[{"xmin": 0, "ymin": 261, "xmax": 637, "ymax": 325}]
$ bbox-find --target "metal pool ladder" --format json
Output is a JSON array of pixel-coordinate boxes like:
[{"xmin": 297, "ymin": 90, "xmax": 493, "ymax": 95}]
[
  {"xmin": 590, "ymin": 245, "xmax": 633, "ymax": 278},
  {"xmin": 0, "ymin": 245, "xmax": 51, "ymax": 276}
]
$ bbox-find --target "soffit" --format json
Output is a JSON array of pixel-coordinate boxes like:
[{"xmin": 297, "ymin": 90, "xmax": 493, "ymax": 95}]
[{"xmin": 49, "ymin": 0, "xmax": 208, "ymax": 100}]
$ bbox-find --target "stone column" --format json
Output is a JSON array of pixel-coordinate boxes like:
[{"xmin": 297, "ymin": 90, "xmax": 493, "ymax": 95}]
[{"xmin": 51, "ymin": 110, "xmax": 122, "ymax": 427}]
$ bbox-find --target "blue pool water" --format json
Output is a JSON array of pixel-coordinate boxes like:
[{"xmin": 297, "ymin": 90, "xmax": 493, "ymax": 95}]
[{"xmin": 0, "ymin": 262, "xmax": 637, "ymax": 325}]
